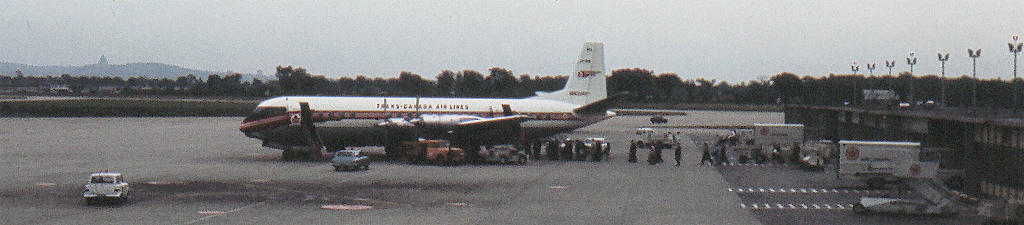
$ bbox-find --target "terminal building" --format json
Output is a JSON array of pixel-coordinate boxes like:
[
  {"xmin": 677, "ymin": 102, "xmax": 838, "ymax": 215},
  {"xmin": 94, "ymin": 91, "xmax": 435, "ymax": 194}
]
[{"xmin": 785, "ymin": 105, "xmax": 1024, "ymax": 201}]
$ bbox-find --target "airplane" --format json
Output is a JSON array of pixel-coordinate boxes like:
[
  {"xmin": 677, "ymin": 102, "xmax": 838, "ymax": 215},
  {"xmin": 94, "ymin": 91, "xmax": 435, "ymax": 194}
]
[{"xmin": 239, "ymin": 42, "xmax": 620, "ymax": 161}]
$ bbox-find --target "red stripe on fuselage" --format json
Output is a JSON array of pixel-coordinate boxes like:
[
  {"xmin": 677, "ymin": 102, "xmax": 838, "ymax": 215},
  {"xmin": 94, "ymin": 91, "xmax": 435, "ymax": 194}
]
[
  {"xmin": 239, "ymin": 110, "xmax": 581, "ymax": 133},
  {"xmin": 239, "ymin": 114, "xmax": 290, "ymax": 132}
]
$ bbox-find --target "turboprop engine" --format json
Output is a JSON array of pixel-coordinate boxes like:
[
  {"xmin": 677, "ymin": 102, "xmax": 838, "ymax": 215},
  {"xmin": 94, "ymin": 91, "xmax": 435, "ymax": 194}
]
[{"xmin": 411, "ymin": 115, "xmax": 484, "ymax": 126}]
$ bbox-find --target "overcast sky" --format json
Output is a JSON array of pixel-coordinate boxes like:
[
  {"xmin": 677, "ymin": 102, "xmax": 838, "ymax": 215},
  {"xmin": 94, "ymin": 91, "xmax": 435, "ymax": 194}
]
[{"xmin": 2, "ymin": 1, "xmax": 1024, "ymax": 83}]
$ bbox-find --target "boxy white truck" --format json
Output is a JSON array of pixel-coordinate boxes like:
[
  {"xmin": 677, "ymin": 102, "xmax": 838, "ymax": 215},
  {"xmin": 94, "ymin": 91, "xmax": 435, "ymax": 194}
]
[{"xmin": 838, "ymin": 140, "xmax": 924, "ymax": 188}]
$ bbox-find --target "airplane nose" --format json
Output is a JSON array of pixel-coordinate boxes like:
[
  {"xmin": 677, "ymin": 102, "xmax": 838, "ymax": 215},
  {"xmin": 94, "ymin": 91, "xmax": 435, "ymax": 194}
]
[{"xmin": 606, "ymin": 110, "xmax": 616, "ymax": 117}]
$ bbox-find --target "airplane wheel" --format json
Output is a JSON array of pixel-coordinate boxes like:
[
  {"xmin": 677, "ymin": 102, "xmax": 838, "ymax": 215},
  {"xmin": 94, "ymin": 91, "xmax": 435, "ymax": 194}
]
[
  {"xmin": 500, "ymin": 156, "xmax": 509, "ymax": 164},
  {"xmin": 853, "ymin": 203, "xmax": 867, "ymax": 214},
  {"xmin": 334, "ymin": 166, "xmax": 342, "ymax": 172}
]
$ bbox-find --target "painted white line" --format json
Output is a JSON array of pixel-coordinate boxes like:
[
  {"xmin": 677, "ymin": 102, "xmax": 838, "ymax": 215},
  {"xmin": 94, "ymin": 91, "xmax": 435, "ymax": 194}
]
[
  {"xmin": 740, "ymin": 203, "xmax": 747, "ymax": 209},
  {"xmin": 182, "ymin": 201, "xmax": 265, "ymax": 225}
]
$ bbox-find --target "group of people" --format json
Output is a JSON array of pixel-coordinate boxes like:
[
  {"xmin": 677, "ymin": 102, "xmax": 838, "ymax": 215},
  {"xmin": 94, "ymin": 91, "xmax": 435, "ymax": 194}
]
[
  {"xmin": 699, "ymin": 142, "xmax": 730, "ymax": 165},
  {"xmin": 628, "ymin": 140, "xmax": 683, "ymax": 166}
]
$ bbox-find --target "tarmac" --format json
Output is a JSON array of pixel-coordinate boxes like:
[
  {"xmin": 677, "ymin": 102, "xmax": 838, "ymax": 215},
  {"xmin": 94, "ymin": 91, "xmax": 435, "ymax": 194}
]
[{"xmin": 0, "ymin": 112, "xmax": 769, "ymax": 224}]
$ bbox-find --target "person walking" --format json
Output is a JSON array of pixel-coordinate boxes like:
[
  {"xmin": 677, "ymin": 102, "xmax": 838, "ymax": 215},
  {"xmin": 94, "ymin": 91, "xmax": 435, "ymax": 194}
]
[
  {"xmin": 674, "ymin": 144, "xmax": 682, "ymax": 166},
  {"xmin": 700, "ymin": 143, "xmax": 712, "ymax": 165},
  {"xmin": 628, "ymin": 141, "xmax": 638, "ymax": 163},
  {"xmin": 718, "ymin": 143, "xmax": 730, "ymax": 165},
  {"xmin": 654, "ymin": 142, "xmax": 664, "ymax": 164}
]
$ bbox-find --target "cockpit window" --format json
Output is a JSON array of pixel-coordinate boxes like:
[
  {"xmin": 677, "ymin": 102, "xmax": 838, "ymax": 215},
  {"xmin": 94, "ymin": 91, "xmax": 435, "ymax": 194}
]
[{"xmin": 244, "ymin": 107, "xmax": 287, "ymax": 123}]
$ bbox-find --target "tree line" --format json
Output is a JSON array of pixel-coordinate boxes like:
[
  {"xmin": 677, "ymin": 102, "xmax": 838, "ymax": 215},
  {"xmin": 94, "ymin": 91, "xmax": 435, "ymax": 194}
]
[
  {"xmin": 771, "ymin": 72, "xmax": 1023, "ymax": 108},
  {"xmin": 3, "ymin": 65, "xmax": 1022, "ymax": 109}
]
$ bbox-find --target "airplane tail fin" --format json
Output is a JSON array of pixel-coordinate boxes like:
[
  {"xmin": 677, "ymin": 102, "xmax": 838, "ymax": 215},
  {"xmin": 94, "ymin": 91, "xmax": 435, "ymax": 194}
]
[{"xmin": 532, "ymin": 42, "xmax": 607, "ymax": 105}]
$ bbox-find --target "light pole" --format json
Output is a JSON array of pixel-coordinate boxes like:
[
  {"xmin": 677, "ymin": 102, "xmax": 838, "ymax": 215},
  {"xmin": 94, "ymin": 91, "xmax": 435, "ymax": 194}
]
[
  {"xmin": 867, "ymin": 63, "xmax": 876, "ymax": 101},
  {"xmin": 969, "ymin": 49, "xmax": 981, "ymax": 111},
  {"xmin": 938, "ymin": 53, "xmax": 949, "ymax": 107},
  {"xmin": 907, "ymin": 53, "xmax": 917, "ymax": 104},
  {"xmin": 852, "ymin": 62, "xmax": 860, "ymax": 105},
  {"xmin": 1010, "ymin": 36, "xmax": 1022, "ymax": 116},
  {"xmin": 886, "ymin": 60, "xmax": 896, "ymax": 96}
]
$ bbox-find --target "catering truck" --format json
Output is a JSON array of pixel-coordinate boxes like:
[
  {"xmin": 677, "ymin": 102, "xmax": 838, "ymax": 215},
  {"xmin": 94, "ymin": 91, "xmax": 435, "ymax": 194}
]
[{"xmin": 837, "ymin": 140, "xmax": 924, "ymax": 188}]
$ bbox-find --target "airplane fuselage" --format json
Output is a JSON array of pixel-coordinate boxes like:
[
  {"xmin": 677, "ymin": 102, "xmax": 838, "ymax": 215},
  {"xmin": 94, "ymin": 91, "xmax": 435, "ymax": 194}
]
[{"xmin": 240, "ymin": 96, "xmax": 615, "ymax": 151}]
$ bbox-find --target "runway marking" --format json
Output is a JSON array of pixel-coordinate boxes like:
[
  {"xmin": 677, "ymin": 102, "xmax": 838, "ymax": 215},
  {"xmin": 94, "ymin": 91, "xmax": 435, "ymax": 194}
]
[
  {"xmin": 321, "ymin": 205, "xmax": 372, "ymax": 210},
  {"xmin": 741, "ymin": 203, "xmax": 854, "ymax": 210},
  {"xmin": 197, "ymin": 211, "xmax": 225, "ymax": 215},
  {"xmin": 712, "ymin": 163, "xmax": 787, "ymax": 167},
  {"xmin": 181, "ymin": 201, "xmax": 265, "ymax": 225},
  {"xmin": 241, "ymin": 171, "xmax": 408, "ymax": 207},
  {"xmin": 549, "ymin": 186, "xmax": 569, "ymax": 189},
  {"xmin": 35, "ymin": 183, "xmax": 55, "ymax": 187},
  {"xmin": 729, "ymin": 187, "xmax": 888, "ymax": 195}
]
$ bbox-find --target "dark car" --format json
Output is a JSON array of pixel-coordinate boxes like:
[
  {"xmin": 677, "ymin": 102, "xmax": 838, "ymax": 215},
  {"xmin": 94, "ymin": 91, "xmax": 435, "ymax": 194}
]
[{"xmin": 650, "ymin": 116, "xmax": 668, "ymax": 124}]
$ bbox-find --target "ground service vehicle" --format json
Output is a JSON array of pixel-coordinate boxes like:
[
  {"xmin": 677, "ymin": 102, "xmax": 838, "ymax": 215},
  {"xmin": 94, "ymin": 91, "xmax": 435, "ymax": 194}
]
[
  {"xmin": 84, "ymin": 172, "xmax": 129, "ymax": 205},
  {"xmin": 480, "ymin": 145, "xmax": 528, "ymax": 164},
  {"xmin": 331, "ymin": 150, "xmax": 370, "ymax": 171},
  {"xmin": 842, "ymin": 141, "xmax": 961, "ymax": 216},
  {"xmin": 797, "ymin": 140, "xmax": 836, "ymax": 170},
  {"xmin": 583, "ymin": 137, "xmax": 611, "ymax": 162},
  {"xmin": 751, "ymin": 123, "xmax": 804, "ymax": 163},
  {"xmin": 635, "ymin": 127, "xmax": 679, "ymax": 149},
  {"xmin": 838, "ymin": 140, "xmax": 922, "ymax": 188},
  {"xmin": 401, "ymin": 140, "xmax": 465, "ymax": 165}
]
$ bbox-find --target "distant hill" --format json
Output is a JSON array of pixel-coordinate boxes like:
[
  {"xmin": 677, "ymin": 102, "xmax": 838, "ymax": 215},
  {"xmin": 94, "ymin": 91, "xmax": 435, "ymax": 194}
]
[{"xmin": 0, "ymin": 56, "xmax": 267, "ymax": 80}]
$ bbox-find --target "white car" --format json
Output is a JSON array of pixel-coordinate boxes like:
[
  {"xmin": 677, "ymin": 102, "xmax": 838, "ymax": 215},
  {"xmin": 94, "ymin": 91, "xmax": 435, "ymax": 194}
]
[
  {"xmin": 84, "ymin": 172, "xmax": 129, "ymax": 205},
  {"xmin": 331, "ymin": 150, "xmax": 370, "ymax": 171}
]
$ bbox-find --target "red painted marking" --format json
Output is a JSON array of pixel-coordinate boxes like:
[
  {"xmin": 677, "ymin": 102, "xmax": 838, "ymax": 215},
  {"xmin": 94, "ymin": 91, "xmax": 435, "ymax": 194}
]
[
  {"xmin": 846, "ymin": 146, "xmax": 859, "ymax": 160},
  {"xmin": 577, "ymin": 70, "xmax": 600, "ymax": 78},
  {"xmin": 910, "ymin": 163, "xmax": 921, "ymax": 175}
]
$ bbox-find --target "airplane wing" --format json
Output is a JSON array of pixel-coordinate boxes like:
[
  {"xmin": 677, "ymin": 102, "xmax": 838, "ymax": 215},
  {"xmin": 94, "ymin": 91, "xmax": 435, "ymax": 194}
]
[
  {"xmin": 456, "ymin": 115, "xmax": 531, "ymax": 129},
  {"xmin": 573, "ymin": 92, "xmax": 630, "ymax": 115}
]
